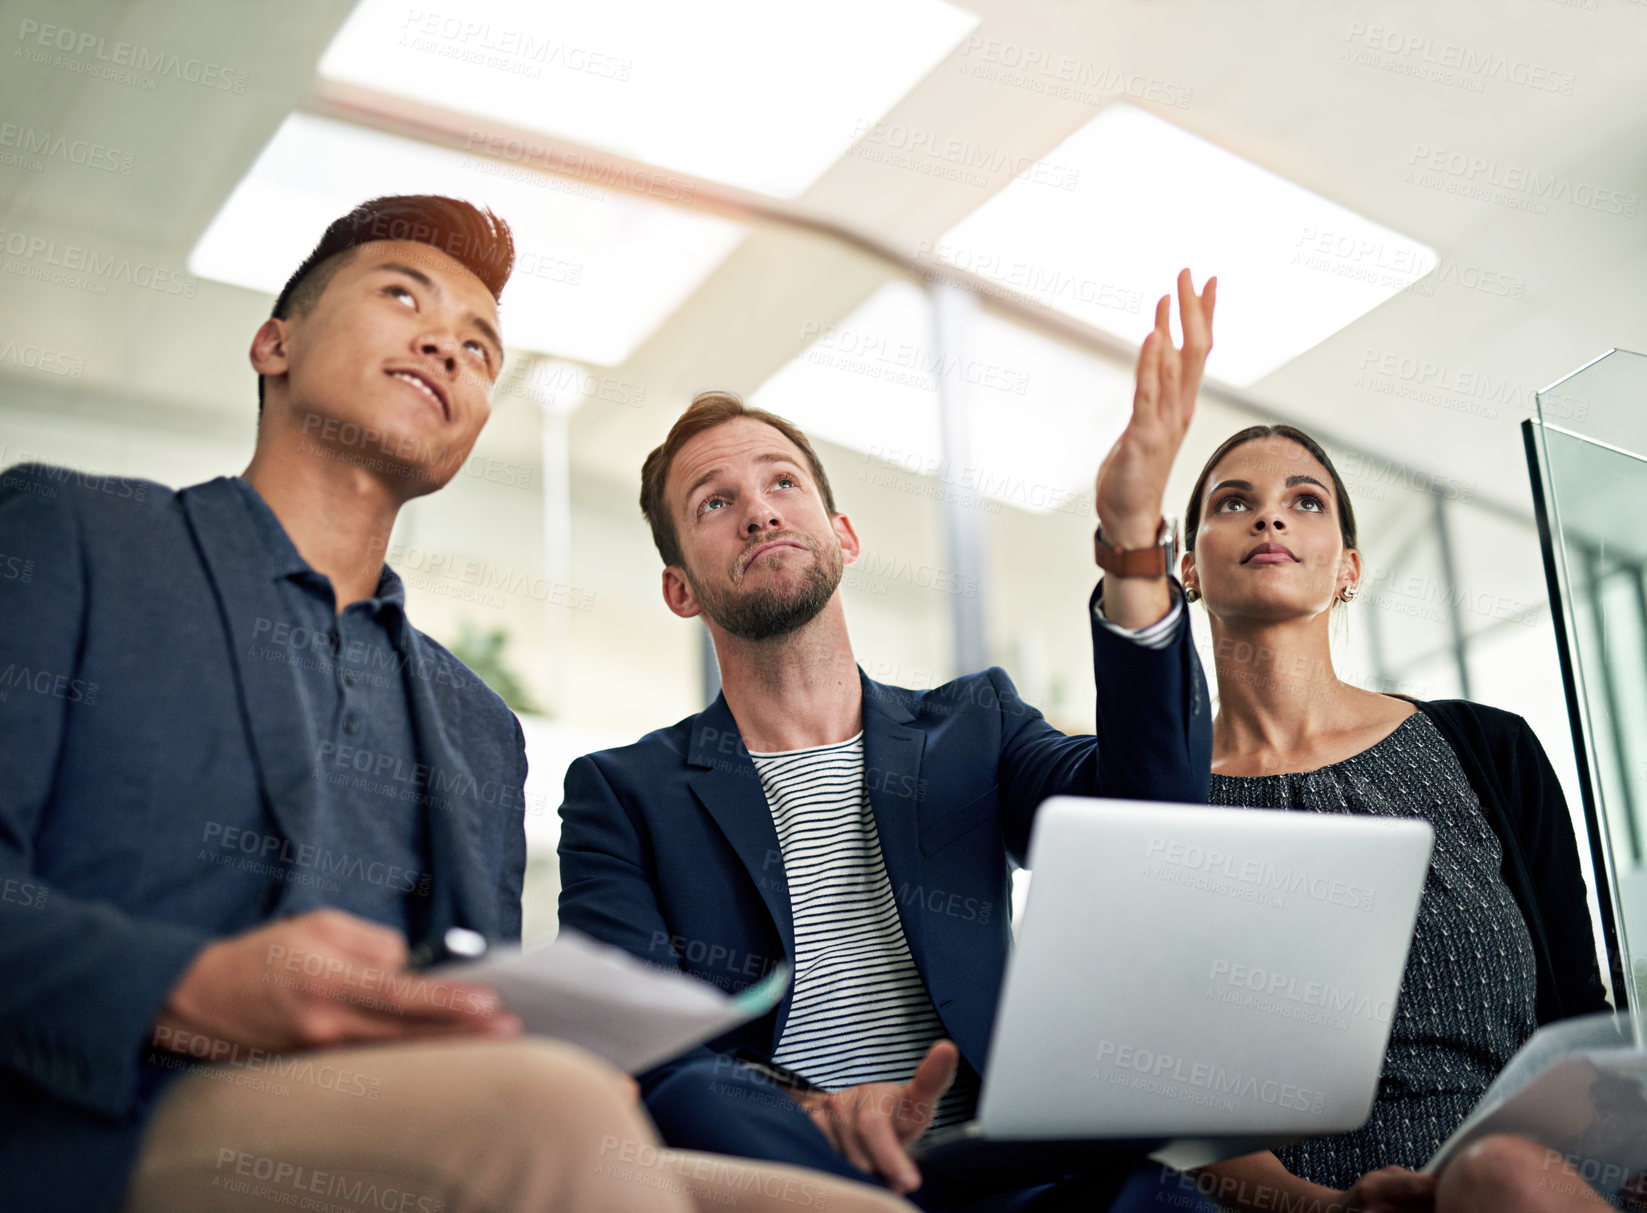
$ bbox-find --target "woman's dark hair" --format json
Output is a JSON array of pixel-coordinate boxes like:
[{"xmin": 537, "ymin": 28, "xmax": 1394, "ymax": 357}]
[{"xmin": 1183, "ymin": 424, "xmax": 1358, "ymax": 554}]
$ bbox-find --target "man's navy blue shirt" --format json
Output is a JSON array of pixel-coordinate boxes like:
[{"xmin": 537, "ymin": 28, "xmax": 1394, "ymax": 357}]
[{"xmin": 229, "ymin": 477, "xmax": 431, "ymax": 937}]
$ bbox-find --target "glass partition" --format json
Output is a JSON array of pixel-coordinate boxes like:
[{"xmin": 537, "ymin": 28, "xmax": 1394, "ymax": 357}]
[{"xmin": 1527, "ymin": 347, "xmax": 1647, "ymax": 1035}]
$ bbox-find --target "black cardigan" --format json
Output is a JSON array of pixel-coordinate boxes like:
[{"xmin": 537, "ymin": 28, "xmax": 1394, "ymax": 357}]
[{"xmin": 1410, "ymin": 698, "xmax": 1611, "ymax": 1025}]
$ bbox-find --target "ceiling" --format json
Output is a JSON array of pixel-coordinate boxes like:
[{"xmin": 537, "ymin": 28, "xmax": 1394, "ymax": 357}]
[{"xmin": 2, "ymin": 0, "xmax": 1643, "ymax": 520}]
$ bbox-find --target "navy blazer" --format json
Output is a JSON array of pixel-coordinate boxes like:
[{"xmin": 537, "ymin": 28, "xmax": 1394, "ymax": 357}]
[
  {"xmin": 557, "ymin": 591, "xmax": 1211, "ymax": 1088},
  {"xmin": 0, "ymin": 465, "xmax": 528, "ymax": 1213}
]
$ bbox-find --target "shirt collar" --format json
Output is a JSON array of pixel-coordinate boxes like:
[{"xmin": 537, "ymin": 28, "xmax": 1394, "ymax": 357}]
[
  {"xmin": 228, "ymin": 475, "xmax": 310, "ymax": 581},
  {"xmin": 228, "ymin": 476, "xmax": 409, "ymax": 631},
  {"xmin": 372, "ymin": 565, "xmax": 410, "ymax": 633}
]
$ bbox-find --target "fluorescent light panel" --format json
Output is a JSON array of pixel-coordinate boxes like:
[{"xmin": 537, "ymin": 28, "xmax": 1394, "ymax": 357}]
[
  {"xmin": 935, "ymin": 104, "xmax": 1439, "ymax": 386},
  {"xmin": 189, "ymin": 112, "xmax": 746, "ymax": 366},
  {"xmin": 753, "ymin": 280, "xmax": 1135, "ymax": 515},
  {"xmin": 318, "ymin": 0, "xmax": 980, "ymax": 199}
]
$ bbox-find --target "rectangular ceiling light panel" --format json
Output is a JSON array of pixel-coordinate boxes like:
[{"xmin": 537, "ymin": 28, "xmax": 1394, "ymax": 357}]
[
  {"xmin": 934, "ymin": 104, "xmax": 1439, "ymax": 386},
  {"xmin": 754, "ymin": 280, "xmax": 1136, "ymax": 515},
  {"xmin": 190, "ymin": 113, "xmax": 746, "ymax": 365},
  {"xmin": 321, "ymin": 0, "xmax": 981, "ymax": 198}
]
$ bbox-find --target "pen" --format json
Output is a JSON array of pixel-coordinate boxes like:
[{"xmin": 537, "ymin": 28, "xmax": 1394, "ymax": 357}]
[{"xmin": 407, "ymin": 926, "xmax": 489, "ymax": 971}]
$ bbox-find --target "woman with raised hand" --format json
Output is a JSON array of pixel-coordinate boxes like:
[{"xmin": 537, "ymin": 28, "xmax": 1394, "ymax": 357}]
[{"xmin": 1177, "ymin": 423, "xmax": 1614, "ymax": 1213}]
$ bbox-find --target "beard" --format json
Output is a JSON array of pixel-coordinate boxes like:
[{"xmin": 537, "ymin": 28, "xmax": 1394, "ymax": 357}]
[{"xmin": 685, "ymin": 531, "xmax": 844, "ymax": 642}]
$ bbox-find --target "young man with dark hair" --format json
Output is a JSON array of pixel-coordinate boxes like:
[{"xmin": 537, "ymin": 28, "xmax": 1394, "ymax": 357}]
[
  {"xmin": 560, "ymin": 273, "xmax": 1220, "ymax": 1211},
  {"xmin": 0, "ymin": 195, "xmax": 913, "ymax": 1213}
]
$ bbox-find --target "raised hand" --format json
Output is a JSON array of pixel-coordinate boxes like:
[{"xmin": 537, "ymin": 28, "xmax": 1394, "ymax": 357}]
[
  {"xmin": 1096, "ymin": 268, "xmax": 1216, "ymax": 544},
  {"xmin": 792, "ymin": 1040, "xmax": 959, "ymax": 1195},
  {"xmin": 1095, "ymin": 269, "xmax": 1215, "ymax": 627}
]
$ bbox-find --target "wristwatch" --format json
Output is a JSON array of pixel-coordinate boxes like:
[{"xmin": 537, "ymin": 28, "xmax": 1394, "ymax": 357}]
[
  {"xmin": 733, "ymin": 1049, "xmax": 824, "ymax": 1094},
  {"xmin": 1093, "ymin": 517, "xmax": 1178, "ymax": 579}
]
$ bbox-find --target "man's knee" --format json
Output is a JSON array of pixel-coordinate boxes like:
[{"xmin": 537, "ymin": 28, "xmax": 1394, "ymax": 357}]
[{"xmin": 488, "ymin": 1040, "xmax": 624, "ymax": 1102}]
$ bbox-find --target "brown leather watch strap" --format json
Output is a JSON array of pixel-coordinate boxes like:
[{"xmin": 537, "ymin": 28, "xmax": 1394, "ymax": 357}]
[{"xmin": 1093, "ymin": 519, "xmax": 1174, "ymax": 578}]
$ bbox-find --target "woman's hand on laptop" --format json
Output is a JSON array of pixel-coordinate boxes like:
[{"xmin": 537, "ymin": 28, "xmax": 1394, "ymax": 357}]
[{"xmin": 788, "ymin": 1040, "xmax": 959, "ymax": 1195}]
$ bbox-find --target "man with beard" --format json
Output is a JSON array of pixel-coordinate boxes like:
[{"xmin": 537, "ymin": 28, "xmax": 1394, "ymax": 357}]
[
  {"xmin": 558, "ymin": 272, "xmax": 1218, "ymax": 1211},
  {"xmin": 0, "ymin": 194, "xmax": 914, "ymax": 1213}
]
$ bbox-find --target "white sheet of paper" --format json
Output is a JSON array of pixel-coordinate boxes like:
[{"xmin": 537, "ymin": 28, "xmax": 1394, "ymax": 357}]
[
  {"xmin": 430, "ymin": 929, "xmax": 790, "ymax": 1074},
  {"xmin": 1151, "ymin": 1135, "xmax": 1299, "ymax": 1172},
  {"xmin": 1425, "ymin": 1013, "xmax": 1644, "ymax": 1176}
]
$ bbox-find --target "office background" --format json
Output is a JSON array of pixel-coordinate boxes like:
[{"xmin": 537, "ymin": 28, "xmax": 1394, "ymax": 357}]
[{"xmin": 1, "ymin": 0, "xmax": 1643, "ymax": 958}]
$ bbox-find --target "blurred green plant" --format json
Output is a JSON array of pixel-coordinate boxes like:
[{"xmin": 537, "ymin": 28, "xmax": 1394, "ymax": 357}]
[{"xmin": 449, "ymin": 620, "xmax": 537, "ymax": 714}]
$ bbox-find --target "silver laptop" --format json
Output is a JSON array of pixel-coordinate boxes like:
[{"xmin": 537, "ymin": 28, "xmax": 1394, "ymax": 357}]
[{"xmin": 918, "ymin": 796, "xmax": 1433, "ymax": 1172}]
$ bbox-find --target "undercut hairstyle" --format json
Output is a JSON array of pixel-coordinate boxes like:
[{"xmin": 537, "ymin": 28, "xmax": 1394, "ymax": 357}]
[
  {"xmin": 1184, "ymin": 424, "xmax": 1358, "ymax": 554},
  {"xmin": 640, "ymin": 390, "xmax": 838, "ymax": 569},
  {"xmin": 257, "ymin": 194, "xmax": 514, "ymax": 411}
]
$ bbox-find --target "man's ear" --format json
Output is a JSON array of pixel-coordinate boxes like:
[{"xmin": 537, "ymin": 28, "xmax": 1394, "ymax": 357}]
[
  {"xmin": 661, "ymin": 565, "xmax": 703, "ymax": 621},
  {"xmin": 250, "ymin": 317, "xmax": 291, "ymax": 380},
  {"xmin": 831, "ymin": 512, "xmax": 861, "ymax": 567}
]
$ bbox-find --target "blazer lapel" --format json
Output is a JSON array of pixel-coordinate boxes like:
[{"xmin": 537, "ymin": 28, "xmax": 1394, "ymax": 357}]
[
  {"xmin": 685, "ymin": 697, "xmax": 795, "ymax": 968},
  {"xmin": 399, "ymin": 636, "xmax": 496, "ymax": 939},
  {"xmin": 859, "ymin": 672, "xmax": 932, "ymax": 977},
  {"xmin": 178, "ymin": 479, "xmax": 322, "ymax": 880}
]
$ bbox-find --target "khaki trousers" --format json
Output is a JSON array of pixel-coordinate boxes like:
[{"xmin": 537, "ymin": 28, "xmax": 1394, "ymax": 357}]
[{"xmin": 123, "ymin": 1038, "xmax": 908, "ymax": 1213}]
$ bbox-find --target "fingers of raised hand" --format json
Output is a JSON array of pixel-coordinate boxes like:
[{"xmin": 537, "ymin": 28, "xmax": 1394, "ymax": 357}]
[
  {"xmin": 1174, "ymin": 270, "xmax": 1202, "ymax": 344},
  {"xmin": 1133, "ymin": 328, "xmax": 1163, "ymax": 415},
  {"xmin": 1158, "ymin": 330, "xmax": 1184, "ymax": 406},
  {"xmin": 1172, "ymin": 270, "xmax": 1216, "ymax": 363}
]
